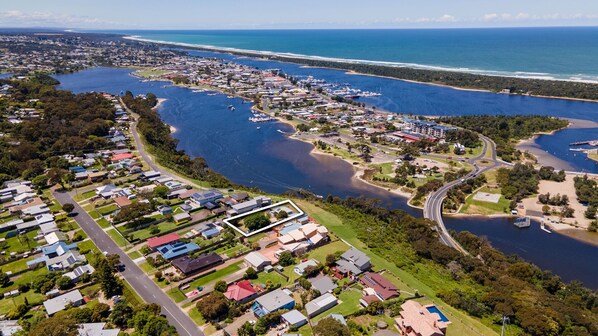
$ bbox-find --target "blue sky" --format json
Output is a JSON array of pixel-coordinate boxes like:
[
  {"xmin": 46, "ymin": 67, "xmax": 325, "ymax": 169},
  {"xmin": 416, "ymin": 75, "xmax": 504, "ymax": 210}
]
[{"xmin": 1, "ymin": 0, "xmax": 597, "ymax": 29}]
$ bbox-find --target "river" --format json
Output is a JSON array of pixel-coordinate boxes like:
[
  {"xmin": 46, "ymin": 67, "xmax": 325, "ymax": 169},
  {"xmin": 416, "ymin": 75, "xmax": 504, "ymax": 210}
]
[{"xmin": 54, "ymin": 63, "xmax": 598, "ymax": 288}]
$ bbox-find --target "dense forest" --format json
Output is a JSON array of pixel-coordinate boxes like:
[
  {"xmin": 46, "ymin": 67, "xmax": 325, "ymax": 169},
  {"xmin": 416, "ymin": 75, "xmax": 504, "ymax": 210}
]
[
  {"xmin": 121, "ymin": 93, "xmax": 231, "ymax": 188},
  {"xmin": 167, "ymin": 44, "xmax": 598, "ymax": 101},
  {"xmin": 0, "ymin": 75, "xmax": 115, "ymax": 182},
  {"xmin": 302, "ymin": 194, "xmax": 598, "ymax": 336},
  {"xmin": 573, "ymin": 175, "xmax": 598, "ymax": 226},
  {"xmin": 437, "ymin": 115, "xmax": 569, "ymax": 161}
]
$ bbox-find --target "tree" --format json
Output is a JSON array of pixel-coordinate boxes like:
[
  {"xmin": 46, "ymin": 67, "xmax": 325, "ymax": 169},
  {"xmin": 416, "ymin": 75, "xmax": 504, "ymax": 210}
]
[
  {"xmin": 62, "ymin": 203, "xmax": 75, "ymax": 213},
  {"xmin": 196, "ymin": 291, "xmax": 229, "ymax": 321},
  {"xmin": 303, "ymin": 265, "xmax": 321, "ymax": 278},
  {"xmin": 298, "ymin": 278, "xmax": 312, "ymax": 290},
  {"xmin": 542, "ymin": 205, "xmax": 551, "ymax": 215},
  {"xmin": 47, "ymin": 168, "xmax": 67, "ymax": 188},
  {"xmin": 313, "ymin": 317, "xmax": 350, "ymax": 336},
  {"xmin": 91, "ymin": 303, "xmax": 111, "ymax": 322},
  {"xmin": 275, "ymin": 210, "xmax": 288, "ymax": 220},
  {"xmin": 325, "ymin": 254, "xmax": 337, "ymax": 266},
  {"xmin": 93, "ymin": 258, "xmax": 122, "ymax": 298},
  {"xmin": 109, "ymin": 302, "xmax": 134, "ymax": 328},
  {"xmin": 0, "ymin": 269, "xmax": 10, "ymax": 287},
  {"xmin": 244, "ymin": 267, "xmax": 258, "ymax": 280},
  {"xmin": 56, "ymin": 276, "xmax": 73, "ymax": 290},
  {"xmin": 214, "ymin": 280, "xmax": 228, "ymax": 292},
  {"xmin": 154, "ymin": 185, "xmax": 169, "ymax": 198},
  {"xmin": 238, "ymin": 321, "xmax": 256, "ymax": 336},
  {"xmin": 244, "ymin": 212, "xmax": 271, "ymax": 231},
  {"xmin": 29, "ymin": 314, "xmax": 79, "ymax": 336},
  {"xmin": 32, "ymin": 174, "xmax": 49, "ymax": 188},
  {"xmin": 278, "ymin": 251, "xmax": 295, "ymax": 266},
  {"xmin": 154, "ymin": 271, "xmax": 163, "ymax": 281}
]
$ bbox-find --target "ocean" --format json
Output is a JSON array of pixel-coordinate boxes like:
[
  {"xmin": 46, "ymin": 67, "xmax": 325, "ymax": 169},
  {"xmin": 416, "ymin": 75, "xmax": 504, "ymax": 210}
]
[{"xmin": 94, "ymin": 27, "xmax": 598, "ymax": 82}]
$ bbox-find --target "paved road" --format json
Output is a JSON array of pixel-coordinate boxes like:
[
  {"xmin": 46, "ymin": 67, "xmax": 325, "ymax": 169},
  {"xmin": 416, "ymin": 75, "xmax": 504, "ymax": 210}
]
[
  {"xmin": 122, "ymin": 98, "xmax": 205, "ymax": 190},
  {"xmin": 423, "ymin": 135, "xmax": 505, "ymax": 254},
  {"xmin": 53, "ymin": 190, "xmax": 203, "ymax": 336}
]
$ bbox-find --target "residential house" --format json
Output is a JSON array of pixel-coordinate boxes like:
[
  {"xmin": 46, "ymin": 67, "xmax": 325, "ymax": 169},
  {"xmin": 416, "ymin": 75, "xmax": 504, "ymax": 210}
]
[
  {"xmin": 224, "ymin": 280, "xmax": 257, "ymax": 303},
  {"xmin": 252, "ymin": 288, "xmax": 295, "ymax": 317},
  {"xmin": 77, "ymin": 323, "xmax": 120, "ymax": 336},
  {"xmin": 146, "ymin": 233, "xmax": 180, "ymax": 250},
  {"xmin": 44, "ymin": 231, "xmax": 67, "ymax": 245},
  {"xmin": 46, "ymin": 250, "xmax": 86, "ymax": 271},
  {"xmin": 0, "ymin": 320, "xmax": 22, "ymax": 336},
  {"xmin": 64, "ymin": 264, "xmax": 95, "ymax": 283},
  {"xmin": 305, "ymin": 293, "xmax": 338, "ymax": 318},
  {"xmin": 171, "ymin": 253, "xmax": 224, "ymax": 276},
  {"xmin": 173, "ymin": 212, "xmax": 191, "ymax": 224},
  {"xmin": 228, "ymin": 196, "xmax": 272, "ymax": 216},
  {"xmin": 309, "ymin": 276, "xmax": 338, "ymax": 294},
  {"xmin": 360, "ymin": 272, "xmax": 399, "ymax": 304},
  {"xmin": 43, "ymin": 290, "xmax": 85, "ymax": 315},
  {"xmin": 395, "ymin": 301, "xmax": 450, "ymax": 336},
  {"xmin": 157, "ymin": 242, "xmax": 200, "ymax": 260},
  {"xmin": 336, "ymin": 247, "xmax": 371, "ymax": 277},
  {"xmin": 282, "ymin": 310, "xmax": 308, "ymax": 328},
  {"xmin": 244, "ymin": 251, "xmax": 272, "ymax": 271},
  {"xmin": 190, "ymin": 189, "xmax": 223, "ymax": 207},
  {"xmin": 294, "ymin": 259, "xmax": 318, "ymax": 276}
]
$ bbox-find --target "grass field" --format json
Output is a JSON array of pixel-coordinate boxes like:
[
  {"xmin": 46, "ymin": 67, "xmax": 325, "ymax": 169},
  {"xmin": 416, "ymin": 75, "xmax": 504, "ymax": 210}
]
[
  {"xmin": 183, "ymin": 261, "xmax": 244, "ymax": 294},
  {"xmin": 126, "ymin": 220, "xmax": 179, "ymax": 241},
  {"xmin": 107, "ymin": 228, "xmax": 128, "ymax": 247},
  {"xmin": 0, "ymin": 291, "xmax": 45, "ymax": 315},
  {"xmin": 460, "ymin": 187, "xmax": 510, "ymax": 215},
  {"xmin": 96, "ymin": 218, "xmax": 111, "ymax": 229},
  {"xmin": 188, "ymin": 307, "xmax": 207, "ymax": 326},
  {"xmin": 167, "ymin": 287, "xmax": 187, "ymax": 303},
  {"xmin": 305, "ymin": 240, "xmax": 349, "ymax": 265},
  {"xmin": 96, "ymin": 204, "xmax": 119, "ymax": 216},
  {"xmin": 296, "ymin": 200, "xmax": 499, "ymax": 336},
  {"xmin": 127, "ymin": 250, "xmax": 142, "ymax": 260},
  {"xmin": 254, "ymin": 270, "xmax": 287, "ymax": 287},
  {"xmin": 0, "ymin": 230, "xmax": 40, "ymax": 254}
]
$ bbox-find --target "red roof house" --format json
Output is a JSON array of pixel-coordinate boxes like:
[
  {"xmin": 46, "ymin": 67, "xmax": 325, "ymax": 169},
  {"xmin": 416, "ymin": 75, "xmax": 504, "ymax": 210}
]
[
  {"xmin": 111, "ymin": 153, "xmax": 133, "ymax": 163},
  {"xmin": 113, "ymin": 196, "xmax": 132, "ymax": 208},
  {"xmin": 360, "ymin": 272, "xmax": 400, "ymax": 301},
  {"xmin": 224, "ymin": 280, "xmax": 257, "ymax": 303},
  {"xmin": 147, "ymin": 233, "xmax": 181, "ymax": 250}
]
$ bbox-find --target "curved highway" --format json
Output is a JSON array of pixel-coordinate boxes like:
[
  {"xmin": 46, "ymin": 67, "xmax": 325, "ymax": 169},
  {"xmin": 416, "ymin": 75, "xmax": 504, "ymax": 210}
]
[{"xmin": 423, "ymin": 135, "xmax": 506, "ymax": 254}]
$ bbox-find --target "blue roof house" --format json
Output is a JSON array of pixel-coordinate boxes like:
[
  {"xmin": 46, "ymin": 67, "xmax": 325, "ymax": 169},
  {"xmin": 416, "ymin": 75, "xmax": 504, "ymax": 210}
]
[
  {"xmin": 158, "ymin": 242, "xmax": 200, "ymax": 260},
  {"xmin": 42, "ymin": 241, "xmax": 78, "ymax": 258},
  {"xmin": 201, "ymin": 227, "xmax": 221, "ymax": 239}
]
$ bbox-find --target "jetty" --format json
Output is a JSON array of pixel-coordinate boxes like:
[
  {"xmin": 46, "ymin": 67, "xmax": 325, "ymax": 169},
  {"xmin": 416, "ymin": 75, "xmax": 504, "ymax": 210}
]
[
  {"xmin": 569, "ymin": 140, "xmax": 598, "ymax": 146},
  {"xmin": 513, "ymin": 216, "xmax": 531, "ymax": 228},
  {"xmin": 540, "ymin": 220, "xmax": 552, "ymax": 234}
]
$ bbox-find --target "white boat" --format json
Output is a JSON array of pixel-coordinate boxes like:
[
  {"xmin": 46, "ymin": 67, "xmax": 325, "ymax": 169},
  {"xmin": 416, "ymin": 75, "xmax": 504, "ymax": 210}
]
[{"xmin": 256, "ymin": 126, "xmax": 261, "ymax": 130}]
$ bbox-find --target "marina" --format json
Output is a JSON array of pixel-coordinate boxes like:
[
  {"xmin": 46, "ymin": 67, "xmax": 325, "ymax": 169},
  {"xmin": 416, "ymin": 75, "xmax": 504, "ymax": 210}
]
[{"xmin": 513, "ymin": 216, "xmax": 531, "ymax": 228}]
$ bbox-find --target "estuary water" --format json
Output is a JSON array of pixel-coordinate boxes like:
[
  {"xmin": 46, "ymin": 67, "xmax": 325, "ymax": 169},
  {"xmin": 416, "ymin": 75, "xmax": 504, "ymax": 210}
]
[{"xmin": 54, "ymin": 64, "xmax": 598, "ymax": 288}]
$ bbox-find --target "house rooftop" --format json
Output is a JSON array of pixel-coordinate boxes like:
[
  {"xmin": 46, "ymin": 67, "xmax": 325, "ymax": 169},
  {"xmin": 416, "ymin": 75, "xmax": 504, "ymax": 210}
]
[{"xmin": 146, "ymin": 233, "xmax": 180, "ymax": 249}]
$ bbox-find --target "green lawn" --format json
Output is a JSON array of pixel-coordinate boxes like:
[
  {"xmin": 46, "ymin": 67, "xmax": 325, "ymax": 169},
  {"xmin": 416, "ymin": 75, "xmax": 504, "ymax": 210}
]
[
  {"xmin": 138, "ymin": 262, "xmax": 156, "ymax": 274},
  {"xmin": 126, "ymin": 220, "xmax": 179, "ymax": 241},
  {"xmin": 6, "ymin": 267, "xmax": 49, "ymax": 291},
  {"xmin": 306, "ymin": 240, "xmax": 350, "ymax": 265},
  {"xmin": 311, "ymin": 289, "xmax": 362, "ymax": 322},
  {"xmin": 127, "ymin": 250, "xmax": 142, "ymax": 260},
  {"xmin": 96, "ymin": 218, "xmax": 111, "ymax": 229},
  {"xmin": 96, "ymin": 204, "xmax": 119, "ymax": 216},
  {"xmin": 460, "ymin": 187, "xmax": 510, "ymax": 215},
  {"xmin": 188, "ymin": 307, "xmax": 207, "ymax": 326},
  {"xmin": 122, "ymin": 280, "xmax": 144, "ymax": 307},
  {"xmin": 254, "ymin": 271, "xmax": 287, "ymax": 287},
  {"xmin": 0, "ymin": 291, "xmax": 46, "ymax": 315},
  {"xmin": 214, "ymin": 243, "xmax": 251, "ymax": 258},
  {"xmin": 107, "ymin": 228, "xmax": 128, "ymax": 247},
  {"xmin": 1, "ymin": 257, "xmax": 34, "ymax": 274},
  {"xmin": 296, "ymin": 200, "xmax": 499, "ymax": 336},
  {"xmin": 167, "ymin": 287, "xmax": 187, "ymax": 303},
  {"xmin": 183, "ymin": 261, "xmax": 243, "ymax": 293},
  {"xmin": 0, "ymin": 230, "xmax": 40, "ymax": 254},
  {"xmin": 89, "ymin": 210, "xmax": 101, "ymax": 219}
]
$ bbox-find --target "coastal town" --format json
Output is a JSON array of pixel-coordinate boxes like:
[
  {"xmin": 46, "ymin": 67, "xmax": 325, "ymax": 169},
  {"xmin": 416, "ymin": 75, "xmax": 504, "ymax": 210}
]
[{"xmin": 0, "ymin": 31, "xmax": 596, "ymax": 336}]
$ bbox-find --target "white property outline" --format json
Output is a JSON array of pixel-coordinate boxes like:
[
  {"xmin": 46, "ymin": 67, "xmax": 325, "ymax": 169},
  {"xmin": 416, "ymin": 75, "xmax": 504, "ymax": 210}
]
[{"xmin": 223, "ymin": 200, "xmax": 305, "ymax": 237}]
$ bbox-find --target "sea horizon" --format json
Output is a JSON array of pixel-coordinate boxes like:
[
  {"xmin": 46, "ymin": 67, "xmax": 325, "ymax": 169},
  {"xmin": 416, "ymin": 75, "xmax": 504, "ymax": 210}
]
[{"xmin": 79, "ymin": 26, "xmax": 598, "ymax": 83}]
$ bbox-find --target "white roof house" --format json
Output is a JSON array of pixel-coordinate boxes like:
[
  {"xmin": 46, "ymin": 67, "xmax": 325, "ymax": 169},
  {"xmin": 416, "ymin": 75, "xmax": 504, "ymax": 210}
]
[
  {"xmin": 78, "ymin": 323, "xmax": 120, "ymax": 336},
  {"xmin": 244, "ymin": 251, "xmax": 271, "ymax": 271},
  {"xmin": 43, "ymin": 290, "xmax": 84, "ymax": 315},
  {"xmin": 305, "ymin": 293, "xmax": 338, "ymax": 317}
]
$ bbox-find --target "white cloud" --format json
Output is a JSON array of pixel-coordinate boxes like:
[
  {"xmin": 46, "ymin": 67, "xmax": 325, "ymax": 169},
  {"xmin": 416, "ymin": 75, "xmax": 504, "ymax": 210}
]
[
  {"xmin": 481, "ymin": 12, "xmax": 598, "ymax": 22},
  {"xmin": 0, "ymin": 10, "xmax": 128, "ymax": 28},
  {"xmin": 395, "ymin": 14, "xmax": 458, "ymax": 24}
]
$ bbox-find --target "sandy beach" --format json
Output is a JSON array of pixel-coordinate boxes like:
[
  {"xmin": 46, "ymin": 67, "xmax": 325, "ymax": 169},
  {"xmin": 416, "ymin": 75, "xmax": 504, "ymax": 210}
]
[{"xmin": 515, "ymin": 117, "xmax": 598, "ymax": 171}]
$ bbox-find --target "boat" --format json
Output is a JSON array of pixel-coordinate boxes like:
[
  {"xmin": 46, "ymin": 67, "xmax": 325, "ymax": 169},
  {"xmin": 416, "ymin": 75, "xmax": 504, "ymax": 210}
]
[
  {"xmin": 227, "ymin": 95, "xmax": 234, "ymax": 98},
  {"xmin": 513, "ymin": 216, "xmax": 531, "ymax": 228},
  {"xmin": 256, "ymin": 126, "xmax": 261, "ymax": 130},
  {"xmin": 230, "ymin": 107, "xmax": 235, "ymax": 111},
  {"xmin": 207, "ymin": 93, "xmax": 218, "ymax": 96},
  {"xmin": 277, "ymin": 129, "xmax": 286, "ymax": 134}
]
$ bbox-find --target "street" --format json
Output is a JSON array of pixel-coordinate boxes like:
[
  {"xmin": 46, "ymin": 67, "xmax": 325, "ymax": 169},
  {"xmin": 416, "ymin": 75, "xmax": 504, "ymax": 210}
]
[{"xmin": 53, "ymin": 190, "xmax": 203, "ymax": 336}]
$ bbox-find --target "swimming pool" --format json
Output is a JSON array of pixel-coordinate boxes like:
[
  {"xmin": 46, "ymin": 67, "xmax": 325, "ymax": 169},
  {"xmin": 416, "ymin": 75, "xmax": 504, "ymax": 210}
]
[{"xmin": 426, "ymin": 305, "xmax": 450, "ymax": 323}]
